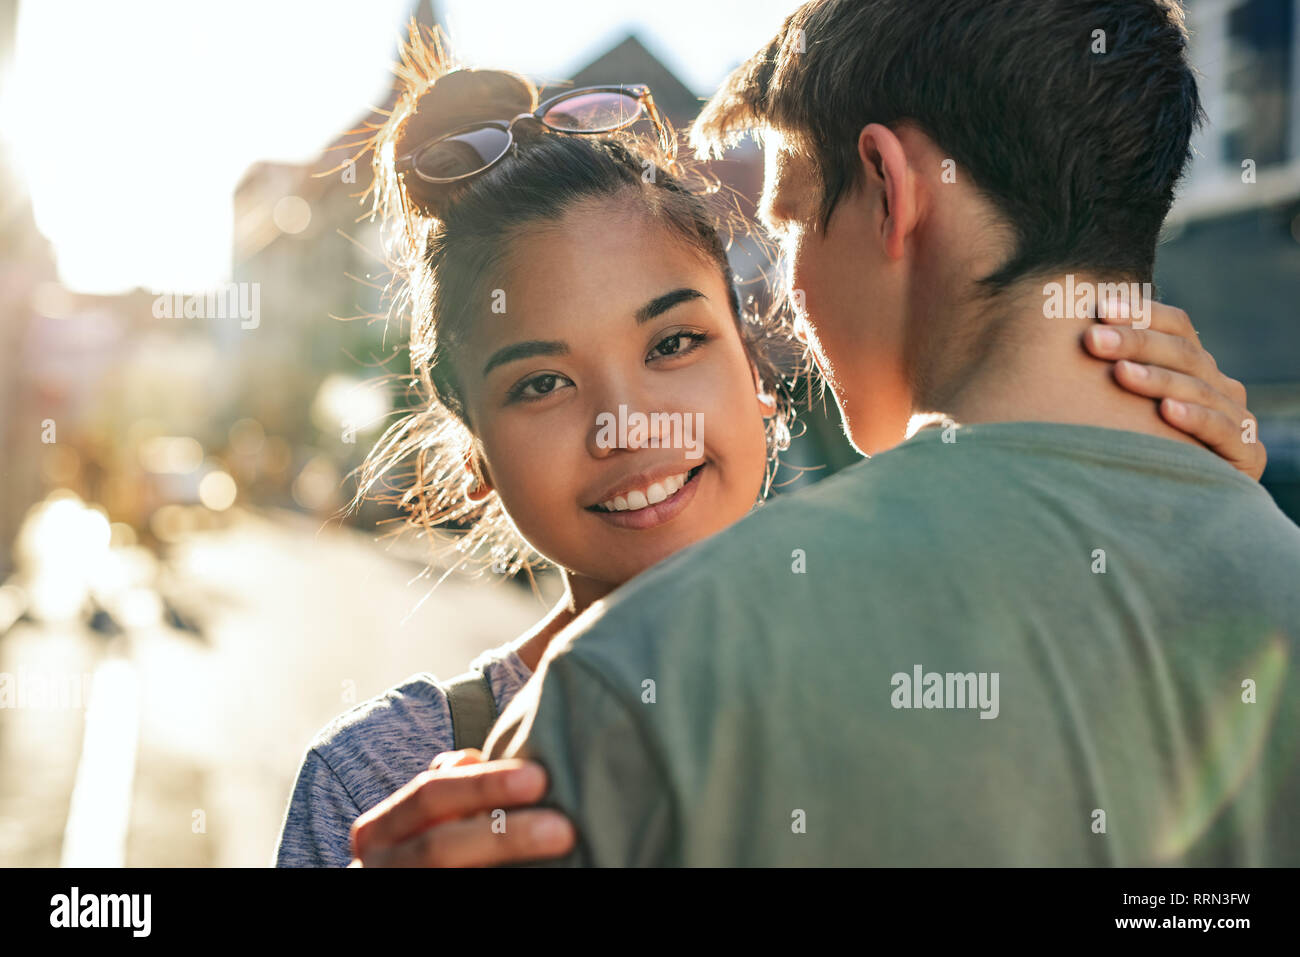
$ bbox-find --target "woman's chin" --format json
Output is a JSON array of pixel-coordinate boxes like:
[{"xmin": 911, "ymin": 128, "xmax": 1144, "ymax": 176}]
[{"xmin": 585, "ymin": 518, "xmax": 736, "ymax": 585}]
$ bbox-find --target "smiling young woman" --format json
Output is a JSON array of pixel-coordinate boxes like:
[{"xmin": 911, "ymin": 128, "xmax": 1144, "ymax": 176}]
[{"xmin": 273, "ymin": 26, "xmax": 799, "ymax": 868}]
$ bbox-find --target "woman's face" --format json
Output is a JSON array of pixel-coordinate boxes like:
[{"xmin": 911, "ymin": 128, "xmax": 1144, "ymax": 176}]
[{"xmin": 457, "ymin": 196, "xmax": 772, "ymax": 589}]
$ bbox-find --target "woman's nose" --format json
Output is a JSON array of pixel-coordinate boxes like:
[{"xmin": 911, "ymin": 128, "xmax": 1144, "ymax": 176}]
[{"xmin": 586, "ymin": 390, "xmax": 679, "ymax": 459}]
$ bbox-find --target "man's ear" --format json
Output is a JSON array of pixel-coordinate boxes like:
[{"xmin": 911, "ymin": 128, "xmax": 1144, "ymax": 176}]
[{"xmin": 857, "ymin": 123, "xmax": 917, "ymax": 261}]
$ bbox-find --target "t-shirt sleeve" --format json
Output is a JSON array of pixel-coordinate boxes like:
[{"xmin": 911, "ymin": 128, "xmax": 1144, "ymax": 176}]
[
  {"xmin": 483, "ymin": 650, "xmax": 675, "ymax": 867},
  {"xmin": 273, "ymin": 747, "xmax": 363, "ymax": 868}
]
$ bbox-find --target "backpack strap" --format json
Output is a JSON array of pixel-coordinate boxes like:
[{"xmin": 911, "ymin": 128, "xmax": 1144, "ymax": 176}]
[{"xmin": 443, "ymin": 670, "xmax": 499, "ymax": 751}]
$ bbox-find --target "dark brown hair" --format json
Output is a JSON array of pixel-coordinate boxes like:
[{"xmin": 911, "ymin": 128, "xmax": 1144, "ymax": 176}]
[{"xmin": 692, "ymin": 0, "xmax": 1205, "ymax": 291}]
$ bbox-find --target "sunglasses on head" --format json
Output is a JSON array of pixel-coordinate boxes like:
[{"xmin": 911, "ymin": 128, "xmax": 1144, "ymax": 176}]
[{"xmin": 396, "ymin": 84, "xmax": 672, "ymax": 185}]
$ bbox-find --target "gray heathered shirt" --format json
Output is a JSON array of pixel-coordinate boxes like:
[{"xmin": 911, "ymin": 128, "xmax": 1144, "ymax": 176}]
[{"xmin": 273, "ymin": 643, "xmax": 533, "ymax": 867}]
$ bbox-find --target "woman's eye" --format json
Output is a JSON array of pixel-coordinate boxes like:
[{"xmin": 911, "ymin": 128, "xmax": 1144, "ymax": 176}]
[
  {"xmin": 510, "ymin": 372, "xmax": 571, "ymax": 401},
  {"xmin": 650, "ymin": 331, "xmax": 707, "ymax": 360}
]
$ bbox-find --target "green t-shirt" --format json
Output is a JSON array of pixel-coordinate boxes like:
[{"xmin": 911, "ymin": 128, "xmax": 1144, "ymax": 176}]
[{"xmin": 484, "ymin": 422, "xmax": 1300, "ymax": 865}]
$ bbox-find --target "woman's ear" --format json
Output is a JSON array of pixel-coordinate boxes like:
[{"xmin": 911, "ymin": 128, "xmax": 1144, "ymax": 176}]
[
  {"xmin": 463, "ymin": 449, "xmax": 495, "ymax": 502},
  {"xmin": 750, "ymin": 362, "xmax": 778, "ymax": 420}
]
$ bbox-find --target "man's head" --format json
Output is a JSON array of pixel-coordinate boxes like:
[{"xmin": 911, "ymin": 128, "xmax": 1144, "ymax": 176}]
[{"xmin": 693, "ymin": 0, "xmax": 1204, "ymax": 453}]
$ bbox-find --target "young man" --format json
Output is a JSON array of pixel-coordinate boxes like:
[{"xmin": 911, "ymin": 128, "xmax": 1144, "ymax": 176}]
[{"xmin": 354, "ymin": 0, "xmax": 1300, "ymax": 865}]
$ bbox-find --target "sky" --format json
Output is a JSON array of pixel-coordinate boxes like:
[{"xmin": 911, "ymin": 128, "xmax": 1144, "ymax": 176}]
[{"xmin": 3, "ymin": 0, "xmax": 800, "ymax": 295}]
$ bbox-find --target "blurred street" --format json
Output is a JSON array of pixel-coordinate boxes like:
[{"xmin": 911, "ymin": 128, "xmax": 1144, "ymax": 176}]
[{"xmin": 0, "ymin": 506, "xmax": 552, "ymax": 867}]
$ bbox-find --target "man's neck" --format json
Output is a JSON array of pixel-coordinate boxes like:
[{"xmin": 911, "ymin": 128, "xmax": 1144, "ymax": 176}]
[{"xmin": 922, "ymin": 286, "xmax": 1203, "ymax": 449}]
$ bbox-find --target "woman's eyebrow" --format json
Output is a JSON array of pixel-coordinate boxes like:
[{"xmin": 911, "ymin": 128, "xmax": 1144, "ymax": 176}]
[
  {"xmin": 481, "ymin": 289, "xmax": 703, "ymax": 375},
  {"xmin": 635, "ymin": 287, "xmax": 706, "ymax": 324},
  {"xmin": 482, "ymin": 339, "xmax": 568, "ymax": 377}
]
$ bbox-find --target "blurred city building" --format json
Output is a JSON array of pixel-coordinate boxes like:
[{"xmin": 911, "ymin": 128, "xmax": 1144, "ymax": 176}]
[{"xmin": 1158, "ymin": 0, "xmax": 1300, "ymax": 516}]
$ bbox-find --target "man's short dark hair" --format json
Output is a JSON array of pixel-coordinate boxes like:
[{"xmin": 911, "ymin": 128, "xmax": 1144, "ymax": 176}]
[{"xmin": 693, "ymin": 0, "xmax": 1205, "ymax": 290}]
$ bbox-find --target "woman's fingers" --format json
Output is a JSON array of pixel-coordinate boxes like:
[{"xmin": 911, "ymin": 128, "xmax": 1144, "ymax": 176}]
[
  {"xmin": 1098, "ymin": 295, "xmax": 1196, "ymax": 339},
  {"xmin": 1159, "ymin": 397, "xmax": 1266, "ymax": 480},
  {"xmin": 430, "ymin": 747, "xmax": 483, "ymax": 771},
  {"xmin": 361, "ymin": 808, "xmax": 576, "ymax": 868},
  {"xmin": 1084, "ymin": 322, "xmax": 1219, "ymax": 385},
  {"xmin": 1084, "ymin": 296, "xmax": 1265, "ymax": 480},
  {"xmin": 1093, "ymin": 298, "xmax": 1250, "ymax": 406},
  {"xmin": 350, "ymin": 758, "xmax": 548, "ymax": 860},
  {"xmin": 1112, "ymin": 360, "xmax": 1243, "ymax": 422},
  {"xmin": 1111, "ymin": 360, "xmax": 1264, "ymax": 478}
]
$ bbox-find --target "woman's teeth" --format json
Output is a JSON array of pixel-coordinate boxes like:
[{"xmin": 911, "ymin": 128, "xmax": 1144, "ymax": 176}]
[{"xmin": 601, "ymin": 471, "xmax": 690, "ymax": 512}]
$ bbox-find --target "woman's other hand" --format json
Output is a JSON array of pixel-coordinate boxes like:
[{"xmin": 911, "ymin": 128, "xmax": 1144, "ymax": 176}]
[{"xmin": 348, "ymin": 749, "xmax": 576, "ymax": 867}]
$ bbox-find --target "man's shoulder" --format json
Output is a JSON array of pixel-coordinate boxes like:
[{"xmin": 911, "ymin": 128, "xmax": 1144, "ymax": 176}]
[
  {"xmin": 591, "ymin": 447, "xmax": 929, "ymax": 596},
  {"xmin": 544, "ymin": 458, "xmax": 899, "ymax": 677},
  {"xmin": 629, "ymin": 453, "xmax": 895, "ymax": 576},
  {"xmin": 542, "ymin": 420, "xmax": 1300, "ymax": 678}
]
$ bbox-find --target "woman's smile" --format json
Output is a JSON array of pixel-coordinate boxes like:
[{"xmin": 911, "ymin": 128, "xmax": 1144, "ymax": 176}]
[{"xmin": 585, "ymin": 463, "xmax": 707, "ymax": 530}]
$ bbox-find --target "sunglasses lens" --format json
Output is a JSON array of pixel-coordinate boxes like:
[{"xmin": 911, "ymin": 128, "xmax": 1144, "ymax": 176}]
[
  {"xmin": 413, "ymin": 126, "xmax": 512, "ymax": 182},
  {"xmin": 541, "ymin": 91, "xmax": 643, "ymax": 133}
]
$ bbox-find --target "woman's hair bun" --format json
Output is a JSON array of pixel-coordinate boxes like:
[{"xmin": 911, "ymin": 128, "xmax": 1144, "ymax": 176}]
[
  {"xmin": 394, "ymin": 68, "xmax": 538, "ymax": 161},
  {"xmin": 363, "ymin": 22, "xmax": 540, "ymax": 231}
]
